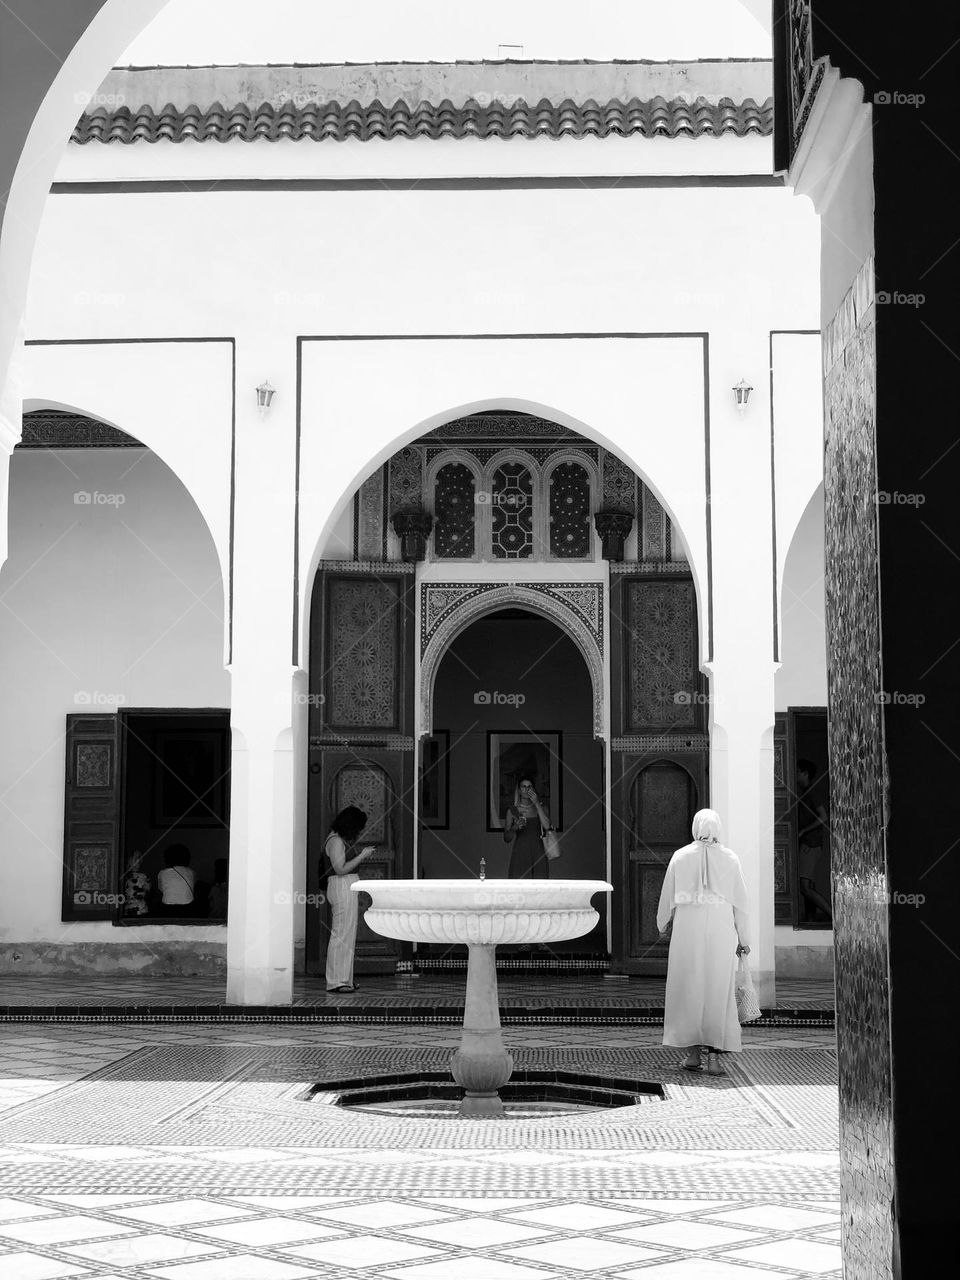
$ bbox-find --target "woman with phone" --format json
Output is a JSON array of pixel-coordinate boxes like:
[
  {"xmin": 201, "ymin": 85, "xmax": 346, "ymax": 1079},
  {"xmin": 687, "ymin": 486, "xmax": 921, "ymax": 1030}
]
[{"xmin": 322, "ymin": 806, "xmax": 376, "ymax": 993}]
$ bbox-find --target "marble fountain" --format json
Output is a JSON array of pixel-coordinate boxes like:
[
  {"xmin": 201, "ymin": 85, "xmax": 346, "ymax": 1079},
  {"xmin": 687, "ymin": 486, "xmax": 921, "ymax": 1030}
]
[{"xmin": 351, "ymin": 876, "xmax": 613, "ymax": 1116}]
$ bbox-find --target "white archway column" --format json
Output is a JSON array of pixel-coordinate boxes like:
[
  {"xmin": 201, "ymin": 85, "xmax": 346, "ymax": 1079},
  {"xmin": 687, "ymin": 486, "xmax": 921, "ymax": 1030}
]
[
  {"xmin": 706, "ymin": 327, "xmax": 779, "ymax": 1008},
  {"xmin": 709, "ymin": 692, "xmax": 778, "ymax": 1008},
  {"xmin": 225, "ymin": 334, "xmax": 299, "ymax": 1005}
]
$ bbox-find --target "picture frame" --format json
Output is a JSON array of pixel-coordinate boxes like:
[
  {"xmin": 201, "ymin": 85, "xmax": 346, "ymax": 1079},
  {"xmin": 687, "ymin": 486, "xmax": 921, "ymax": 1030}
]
[
  {"xmin": 419, "ymin": 731, "xmax": 449, "ymax": 829},
  {"xmin": 487, "ymin": 730, "xmax": 562, "ymax": 832},
  {"xmin": 152, "ymin": 729, "xmax": 229, "ymax": 828}
]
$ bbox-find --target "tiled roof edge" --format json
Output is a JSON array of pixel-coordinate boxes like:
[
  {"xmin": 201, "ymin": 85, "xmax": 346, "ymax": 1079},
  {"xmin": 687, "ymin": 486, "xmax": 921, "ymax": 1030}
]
[{"xmin": 71, "ymin": 95, "xmax": 774, "ymax": 144}]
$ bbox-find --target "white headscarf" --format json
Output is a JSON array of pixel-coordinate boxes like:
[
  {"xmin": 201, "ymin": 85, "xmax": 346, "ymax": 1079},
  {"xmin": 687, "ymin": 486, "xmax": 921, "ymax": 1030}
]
[{"xmin": 657, "ymin": 808, "xmax": 749, "ymax": 926}]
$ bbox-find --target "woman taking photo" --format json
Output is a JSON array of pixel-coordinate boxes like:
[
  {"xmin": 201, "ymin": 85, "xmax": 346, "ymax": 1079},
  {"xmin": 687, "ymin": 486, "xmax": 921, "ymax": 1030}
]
[
  {"xmin": 322, "ymin": 806, "xmax": 375, "ymax": 994},
  {"xmin": 656, "ymin": 808, "xmax": 751, "ymax": 1075},
  {"xmin": 503, "ymin": 775, "xmax": 551, "ymax": 879}
]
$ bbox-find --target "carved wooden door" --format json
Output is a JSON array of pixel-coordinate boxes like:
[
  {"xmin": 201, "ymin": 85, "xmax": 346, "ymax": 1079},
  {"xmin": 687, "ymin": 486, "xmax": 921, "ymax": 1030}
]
[
  {"xmin": 608, "ymin": 572, "xmax": 708, "ymax": 974},
  {"xmin": 305, "ymin": 567, "xmax": 416, "ymax": 974}
]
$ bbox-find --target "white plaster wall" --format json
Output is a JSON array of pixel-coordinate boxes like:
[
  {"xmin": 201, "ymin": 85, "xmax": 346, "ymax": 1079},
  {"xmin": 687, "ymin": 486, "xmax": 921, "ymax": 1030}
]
[
  {"xmin": 0, "ymin": 448, "xmax": 229, "ymax": 948},
  {"xmin": 776, "ymin": 485, "xmax": 828, "ymax": 710}
]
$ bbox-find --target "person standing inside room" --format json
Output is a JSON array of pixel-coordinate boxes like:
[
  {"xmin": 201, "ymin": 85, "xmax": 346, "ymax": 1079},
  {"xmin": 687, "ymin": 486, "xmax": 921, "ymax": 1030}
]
[
  {"xmin": 503, "ymin": 775, "xmax": 552, "ymax": 879},
  {"xmin": 322, "ymin": 806, "xmax": 376, "ymax": 994},
  {"xmin": 796, "ymin": 758, "xmax": 832, "ymax": 924},
  {"xmin": 157, "ymin": 844, "xmax": 195, "ymax": 917},
  {"xmin": 207, "ymin": 858, "xmax": 228, "ymax": 920},
  {"xmin": 656, "ymin": 809, "xmax": 751, "ymax": 1076}
]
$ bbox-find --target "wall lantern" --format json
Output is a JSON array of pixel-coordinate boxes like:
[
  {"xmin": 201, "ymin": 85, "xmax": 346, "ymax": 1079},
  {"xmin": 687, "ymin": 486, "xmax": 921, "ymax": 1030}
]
[
  {"xmin": 732, "ymin": 378, "xmax": 753, "ymax": 413},
  {"xmin": 256, "ymin": 380, "xmax": 276, "ymax": 413}
]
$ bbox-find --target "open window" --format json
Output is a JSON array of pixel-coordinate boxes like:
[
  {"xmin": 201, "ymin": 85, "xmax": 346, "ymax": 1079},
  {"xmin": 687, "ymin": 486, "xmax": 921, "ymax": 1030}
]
[{"xmin": 62, "ymin": 709, "xmax": 230, "ymax": 924}]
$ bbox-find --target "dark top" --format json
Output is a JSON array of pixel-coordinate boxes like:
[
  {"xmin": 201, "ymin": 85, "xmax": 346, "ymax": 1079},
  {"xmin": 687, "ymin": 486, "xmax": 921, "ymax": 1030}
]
[{"xmin": 797, "ymin": 784, "xmax": 828, "ymax": 847}]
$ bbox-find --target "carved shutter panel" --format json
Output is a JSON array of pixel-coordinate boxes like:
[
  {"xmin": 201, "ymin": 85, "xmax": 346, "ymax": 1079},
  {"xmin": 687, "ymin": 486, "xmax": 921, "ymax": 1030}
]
[
  {"xmin": 773, "ymin": 712, "xmax": 793, "ymax": 923},
  {"xmin": 61, "ymin": 713, "xmax": 121, "ymax": 922},
  {"xmin": 306, "ymin": 567, "xmax": 417, "ymax": 974}
]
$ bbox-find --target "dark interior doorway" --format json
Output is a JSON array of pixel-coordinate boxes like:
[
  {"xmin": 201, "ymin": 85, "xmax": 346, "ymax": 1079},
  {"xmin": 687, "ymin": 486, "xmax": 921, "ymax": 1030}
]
[
  {"xmin": 118, "ymin": 709, "xmax": 230, "ymax": 925},
  {"xmin": 420, "ymin": 608, "xmax": 605, "ymax": 954}
]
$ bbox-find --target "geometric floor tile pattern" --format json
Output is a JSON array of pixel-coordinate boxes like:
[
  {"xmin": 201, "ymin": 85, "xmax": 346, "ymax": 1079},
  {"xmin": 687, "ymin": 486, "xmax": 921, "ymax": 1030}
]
[
  {"xmin": 0, "ymin": 1022, "xmax": 841, "ymax": 1277},
  {"xmin": 0, "ymin": 973, "xmax": 836, "ymax": 1013}
]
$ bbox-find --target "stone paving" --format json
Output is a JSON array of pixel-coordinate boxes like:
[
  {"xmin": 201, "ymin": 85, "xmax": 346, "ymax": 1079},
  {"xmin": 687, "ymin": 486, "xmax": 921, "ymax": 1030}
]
[{"xmin": 0, "ymin": 1020, "xmax": 841, "ymax": 1278}]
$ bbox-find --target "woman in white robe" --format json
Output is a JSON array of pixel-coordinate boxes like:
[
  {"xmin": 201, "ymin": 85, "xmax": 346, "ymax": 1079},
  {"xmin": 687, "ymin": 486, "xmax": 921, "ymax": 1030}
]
[{"xmin": 656, "ymin": 808, "xmax": 751, "ymax": 1075}]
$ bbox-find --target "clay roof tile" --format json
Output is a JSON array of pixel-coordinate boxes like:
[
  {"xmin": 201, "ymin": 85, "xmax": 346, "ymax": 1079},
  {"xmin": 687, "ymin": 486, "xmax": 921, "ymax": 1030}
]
[{"xmin": 70, "ymin": 94, "xmax": 774, "ymax": 145}]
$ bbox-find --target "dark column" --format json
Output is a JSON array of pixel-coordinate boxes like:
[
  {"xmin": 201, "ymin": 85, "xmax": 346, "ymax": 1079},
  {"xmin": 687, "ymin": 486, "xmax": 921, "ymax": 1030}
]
[{"xmin": 776, "ymin": 3, "xmax": 960, "ymax": 1274}]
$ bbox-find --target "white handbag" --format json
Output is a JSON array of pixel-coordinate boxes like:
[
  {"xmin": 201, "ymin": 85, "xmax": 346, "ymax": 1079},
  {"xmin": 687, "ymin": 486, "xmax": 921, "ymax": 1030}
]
[
  {"xmin": 541, "ymin": 827, "xmax": 561, "ymax": 860},
  {"xmin": 735, "ymin": 956, "xmax": 761, "ymax": 1023}
]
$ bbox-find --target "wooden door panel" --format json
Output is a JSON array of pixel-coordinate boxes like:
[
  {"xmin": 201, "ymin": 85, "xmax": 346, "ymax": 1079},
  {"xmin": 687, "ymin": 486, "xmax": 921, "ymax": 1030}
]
[
  {"xmin": 608, "ymin": 568, "xmax": 706, "ymax": 974},
  {"xmin": 305, "ymin": 566, "xmax": 417, "ymax": 974}
]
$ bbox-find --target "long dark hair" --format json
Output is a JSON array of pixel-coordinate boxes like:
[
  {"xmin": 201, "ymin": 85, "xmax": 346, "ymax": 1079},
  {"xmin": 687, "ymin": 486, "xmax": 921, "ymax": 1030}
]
[{"xmin": 330, "ymin": 806, "xmax": 367, "ymax": 842}]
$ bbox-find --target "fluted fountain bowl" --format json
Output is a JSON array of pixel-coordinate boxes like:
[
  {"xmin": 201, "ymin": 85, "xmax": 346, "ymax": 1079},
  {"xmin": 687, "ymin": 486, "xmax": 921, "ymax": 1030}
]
[{"xmin": 352, "ymin": 878, "xmax": 612, "ymax": 947}]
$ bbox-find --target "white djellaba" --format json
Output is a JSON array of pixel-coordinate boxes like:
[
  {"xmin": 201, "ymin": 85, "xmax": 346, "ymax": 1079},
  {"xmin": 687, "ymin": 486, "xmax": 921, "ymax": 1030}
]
[{"xmin": 656, "ymin": 808, "xmax": 751, "ymax": 1057}]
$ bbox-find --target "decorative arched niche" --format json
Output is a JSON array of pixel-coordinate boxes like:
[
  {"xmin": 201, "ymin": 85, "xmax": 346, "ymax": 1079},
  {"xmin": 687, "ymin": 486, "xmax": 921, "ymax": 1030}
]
[{"xmin": 420, "ymin": 582, "xmax": 605, "ymax": 738}]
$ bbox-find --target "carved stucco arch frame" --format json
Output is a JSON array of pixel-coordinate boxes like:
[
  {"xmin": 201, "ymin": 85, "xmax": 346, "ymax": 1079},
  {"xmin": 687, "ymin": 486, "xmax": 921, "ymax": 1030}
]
[{"xmin": 420, "ymin": 584, "xmax": 605, "ymax": 740}]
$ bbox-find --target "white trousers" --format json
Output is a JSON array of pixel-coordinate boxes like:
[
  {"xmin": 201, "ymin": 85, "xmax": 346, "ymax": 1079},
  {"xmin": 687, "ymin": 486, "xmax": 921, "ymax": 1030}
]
[{"xmin": 325, "ymin": 873, "xmax": 359, "ymax": 989}]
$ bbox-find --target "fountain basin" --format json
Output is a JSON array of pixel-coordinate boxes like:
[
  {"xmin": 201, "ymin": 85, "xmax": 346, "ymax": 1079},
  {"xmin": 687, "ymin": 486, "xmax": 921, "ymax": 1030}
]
[{"xmin": 352, "ymin": 878, "xmax": 611, "ymax": 946}]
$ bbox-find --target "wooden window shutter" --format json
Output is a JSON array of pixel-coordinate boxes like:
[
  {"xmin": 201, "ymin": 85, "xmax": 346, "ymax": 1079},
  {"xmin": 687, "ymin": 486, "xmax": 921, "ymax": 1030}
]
[{"xmin": 61, "ymin": 713, "xmax": 121, "ymax": 922}]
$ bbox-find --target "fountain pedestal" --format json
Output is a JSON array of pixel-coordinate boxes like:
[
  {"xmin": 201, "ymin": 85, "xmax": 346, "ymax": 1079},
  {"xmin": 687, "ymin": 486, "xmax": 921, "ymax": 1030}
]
[
  {"xmin": 450, "ymin": 944, "xmax": 514, "ymax": 1116},
  {"xmin": 352, "ymin": 878, "xmax": 612, "ymax": 1117}
]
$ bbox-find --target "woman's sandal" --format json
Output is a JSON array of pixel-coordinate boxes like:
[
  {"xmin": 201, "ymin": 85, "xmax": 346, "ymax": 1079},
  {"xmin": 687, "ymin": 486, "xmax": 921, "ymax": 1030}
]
[
  {"xmin": 705, "ymin": 1051, "xmax": 726, "ymax": 1076},
  {"xmin": 329, "ymin": 984, "xmax": 357, "ymax": 994},
  {"xmin": 679, "ymin": 1050, "xmax": 702, "ymax": 1071}
]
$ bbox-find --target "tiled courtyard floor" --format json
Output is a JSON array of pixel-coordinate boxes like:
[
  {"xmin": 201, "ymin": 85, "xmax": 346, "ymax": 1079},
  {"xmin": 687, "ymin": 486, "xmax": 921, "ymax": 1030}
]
[
  {"xmin": 0, "ymin": 1020, "xmax": 840, "ymax": 1279},
  {"xmin": 0, "ymin": 974, "xmax": 834, "ymax": 1017}
]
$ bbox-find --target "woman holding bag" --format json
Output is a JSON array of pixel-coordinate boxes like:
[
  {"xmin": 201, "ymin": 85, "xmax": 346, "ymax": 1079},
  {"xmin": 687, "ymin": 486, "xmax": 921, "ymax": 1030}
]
[{"xmin": 656, "ymin": 808, "xmax": 751, "ymax": 1076}]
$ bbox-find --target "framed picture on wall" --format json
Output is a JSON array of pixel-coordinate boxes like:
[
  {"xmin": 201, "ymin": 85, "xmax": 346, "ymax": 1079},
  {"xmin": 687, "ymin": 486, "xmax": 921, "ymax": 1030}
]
[
  {"xmin": 419, "ymin": 731, "xmax": 449, "ymax": 829},
  {"xmin": 487, "ymin": 730, "xmax": 562, "ymax": 832},
  {"xmin": 152, "ymin": 729, "xmax": 229, "ymax": 828}
]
